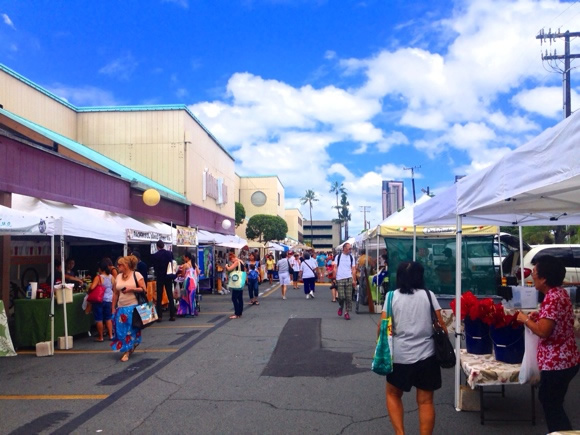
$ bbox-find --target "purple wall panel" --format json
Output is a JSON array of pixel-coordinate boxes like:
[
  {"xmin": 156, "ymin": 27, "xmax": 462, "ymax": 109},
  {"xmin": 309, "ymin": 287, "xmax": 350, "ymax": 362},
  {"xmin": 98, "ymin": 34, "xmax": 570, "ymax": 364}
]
[{"xmin": 0, "ymin": 136, "xmax": 186, "ymax": 225}]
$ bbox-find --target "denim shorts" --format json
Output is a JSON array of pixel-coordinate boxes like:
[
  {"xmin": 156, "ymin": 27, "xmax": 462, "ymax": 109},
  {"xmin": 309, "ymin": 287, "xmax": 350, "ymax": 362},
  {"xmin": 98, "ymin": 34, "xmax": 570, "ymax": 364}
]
[{"xmin": 92, "ymin": 301, "xmax": 113, "ymax": 322}]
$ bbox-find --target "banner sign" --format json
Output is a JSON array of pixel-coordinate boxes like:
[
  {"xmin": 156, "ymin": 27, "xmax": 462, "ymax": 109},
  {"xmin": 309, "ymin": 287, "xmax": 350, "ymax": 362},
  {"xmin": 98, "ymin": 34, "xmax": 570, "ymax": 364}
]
[
  {"xmin": 126, "ymin": 229, "xmax": 172, "ymax": 243},
  {"xmin": 176, "ymin": 225, "xmax": 198, "ymax": 246},
  {"xmin": 202, "ymin": 170, "xmax": 228, "ymax": 205}
]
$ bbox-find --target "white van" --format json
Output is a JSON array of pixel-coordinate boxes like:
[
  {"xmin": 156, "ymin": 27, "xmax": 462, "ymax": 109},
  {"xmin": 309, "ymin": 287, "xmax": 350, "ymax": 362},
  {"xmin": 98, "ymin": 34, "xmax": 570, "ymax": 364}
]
[
  {"xmin": 433, "ymin": 240, "xmax": 512, "ymax": 277},
  {"xmin": 518, "ymin": 244, "xmax": 580, "ymax": 286}
]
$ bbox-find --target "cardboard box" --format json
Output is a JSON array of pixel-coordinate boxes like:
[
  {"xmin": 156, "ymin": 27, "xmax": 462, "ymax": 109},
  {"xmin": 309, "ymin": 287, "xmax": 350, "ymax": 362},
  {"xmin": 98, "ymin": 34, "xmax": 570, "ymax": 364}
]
[{"xmin": 58, "ymin": 336, "xmax": 73, "ymax": 350}]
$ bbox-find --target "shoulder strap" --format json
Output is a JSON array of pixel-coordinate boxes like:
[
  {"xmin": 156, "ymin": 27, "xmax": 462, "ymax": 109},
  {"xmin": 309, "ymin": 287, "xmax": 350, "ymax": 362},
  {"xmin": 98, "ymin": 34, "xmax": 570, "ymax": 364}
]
[
  {"xmin": 350, "ymin": 254, "xmax": 354, "ymax": 267},
  {"xmin": 337, "ymin": 253, "xmax": 341, "ymax": 267},
  {"xmin": 423, "ymin": 289, "xmax": 439, "ymax": 326}
]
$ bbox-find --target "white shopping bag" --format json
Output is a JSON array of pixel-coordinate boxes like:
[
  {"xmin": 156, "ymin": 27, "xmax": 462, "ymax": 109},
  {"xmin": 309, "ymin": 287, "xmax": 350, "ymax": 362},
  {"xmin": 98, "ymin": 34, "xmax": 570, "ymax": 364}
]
[{"xmin": 519, "ymin": 327, "xmax": 540, "ymax": 385}]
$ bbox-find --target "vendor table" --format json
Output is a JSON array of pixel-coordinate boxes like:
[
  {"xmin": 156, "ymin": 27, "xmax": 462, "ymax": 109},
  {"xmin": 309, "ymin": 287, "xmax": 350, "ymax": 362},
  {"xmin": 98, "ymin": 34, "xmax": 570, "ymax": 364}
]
[
  {"xmin": 460, "ymin": 350, "xmax": 536, "ymax": 425},
  {"xmin": 13, "ymin": 293, "xmax": 93, "ymax": 348}
]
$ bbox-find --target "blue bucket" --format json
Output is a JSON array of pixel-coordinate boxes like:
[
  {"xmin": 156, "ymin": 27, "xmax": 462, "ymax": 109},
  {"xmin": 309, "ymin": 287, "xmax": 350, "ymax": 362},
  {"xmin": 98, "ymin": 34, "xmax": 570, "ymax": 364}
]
[
  {"xmin": 464, "ymin": 318, "xmax": 492, "ymax": 354},
  {"xmin": 490, "ymin": 325, "xmax": 525, "ymax": 364}
]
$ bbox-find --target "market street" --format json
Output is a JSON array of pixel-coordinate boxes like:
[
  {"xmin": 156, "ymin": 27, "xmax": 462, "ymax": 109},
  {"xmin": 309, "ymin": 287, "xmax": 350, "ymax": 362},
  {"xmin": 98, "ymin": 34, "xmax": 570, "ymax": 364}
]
[{"xmin": 1, "ymin": 283, "xmax": 578, "ymax": 435}]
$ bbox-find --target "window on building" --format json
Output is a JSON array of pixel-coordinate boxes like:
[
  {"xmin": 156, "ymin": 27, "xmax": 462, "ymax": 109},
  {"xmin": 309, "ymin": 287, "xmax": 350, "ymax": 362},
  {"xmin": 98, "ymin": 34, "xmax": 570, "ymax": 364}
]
[
  {"xmin": 278, "ymin": 193, "xmax": 280, "ymax": 206},
  {"xmin": 251, "ymin": 191, "xmax": 267, "ymax": 207}
]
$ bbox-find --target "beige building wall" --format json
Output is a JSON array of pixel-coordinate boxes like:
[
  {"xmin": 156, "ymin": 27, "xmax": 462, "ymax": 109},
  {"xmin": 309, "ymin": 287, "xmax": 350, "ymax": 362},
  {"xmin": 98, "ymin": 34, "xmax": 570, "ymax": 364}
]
[
  {"xmin": 0, "ymin": 68, "xmax": 77, "ymax": 139},
  {"xmin": 235, "ymin": 176, "xmax": 285, "ymax": 240},
  {"xmin": 284, "ymin": 208, "xmax": 304, "ymax": 242}
]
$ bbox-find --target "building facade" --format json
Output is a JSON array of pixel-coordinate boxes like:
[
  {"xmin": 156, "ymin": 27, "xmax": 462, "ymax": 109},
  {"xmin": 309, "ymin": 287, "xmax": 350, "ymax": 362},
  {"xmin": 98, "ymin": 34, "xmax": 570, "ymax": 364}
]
[
  {"xmin": 284, "ymin": 208, "xmax": 304, "ymax": 243},
  {"xmin": 302, "ymin": 220, "xmax": 341, "ymax": 251},
  {"xmin": 0, "ymin": 64, "xmax": 235, "ymax": 233},
  {"xmin": 382, "ymin": 180, "xmax": 405, "ymax": 219}
]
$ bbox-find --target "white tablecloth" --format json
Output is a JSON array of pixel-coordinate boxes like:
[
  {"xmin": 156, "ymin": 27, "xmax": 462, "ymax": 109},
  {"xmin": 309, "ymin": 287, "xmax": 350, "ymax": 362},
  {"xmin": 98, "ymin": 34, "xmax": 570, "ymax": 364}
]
[
  {"xmin": 0, "ymin": 300, "xmax": 17, "ymax": 357},
  {"xmin": 460, "ymin": 349, "xmax": 521, "ymax": 388}
]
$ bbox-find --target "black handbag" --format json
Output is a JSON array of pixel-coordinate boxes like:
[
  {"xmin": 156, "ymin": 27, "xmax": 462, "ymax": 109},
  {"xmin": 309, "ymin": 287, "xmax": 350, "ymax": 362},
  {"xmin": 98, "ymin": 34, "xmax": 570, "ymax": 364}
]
[
  {"xmin": 424, "ymin": 289, "xmax": 456, "ymax": 369},
  {"xmin": 134, "ymin": 272, "xmax": 149, "ymax": 305}
]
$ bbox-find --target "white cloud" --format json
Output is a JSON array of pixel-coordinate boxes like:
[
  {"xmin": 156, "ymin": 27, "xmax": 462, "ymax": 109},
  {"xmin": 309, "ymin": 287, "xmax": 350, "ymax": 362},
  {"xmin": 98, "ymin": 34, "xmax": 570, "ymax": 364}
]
[
  {"xmin": 175, "ymin": 88, "xmax": 188, "ymax": 98},
  {"xmin": 512, "ymin": 86, "xmax": 580, "ymax": 119},
  {"xmin": 376, "ymin": 131, "xmax": 409, "ymax": 152},
  {"xmin": 324, "ymin": 50, "xmax": 336, "ymax": 60},
  {"xmin": 98, "ymin": 53, "xmax": 138, "ymax": 81},
  {"xmin": 161, "ymin": 0, "xmax": 189, "ymax": 8},
  {"xmin": 45, "ymin": 84, "xmax": 118, "ymax": 106},
  {"xmin": 2, "ymin": 13, "xmax": 15, "ymax": 30}
]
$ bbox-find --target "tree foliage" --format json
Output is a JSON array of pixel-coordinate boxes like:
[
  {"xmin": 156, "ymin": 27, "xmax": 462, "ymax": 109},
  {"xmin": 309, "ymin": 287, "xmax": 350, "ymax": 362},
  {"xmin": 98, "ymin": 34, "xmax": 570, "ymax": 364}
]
[
  {"xmin": 245, "ymin": 214, "xmax": 288, "ymax": 243},
  {"xmin": 502, "ymin": 225, "xmax": 580, "ymax": 244},
  {"xmin": 235, "ymin": 202, "xmax": 246, "ymax": 227}
]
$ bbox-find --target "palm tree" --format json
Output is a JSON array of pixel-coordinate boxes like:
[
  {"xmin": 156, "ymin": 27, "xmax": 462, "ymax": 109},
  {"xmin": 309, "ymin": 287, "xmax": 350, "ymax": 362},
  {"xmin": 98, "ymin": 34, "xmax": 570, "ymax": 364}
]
[
  {"xmin": 339, "ymin": 192, "xmax": 351, "ymax": 239},
  {"xmin": 330, "ymin": 181, "xmax": 346, "ymax": 240},
  {"xmin": 329, "ymin": 181, "xmax": 346, "ymax": 220},
  {"xmin": 300, "ymin": 189, "xmax": 318, "ymax": 245}
]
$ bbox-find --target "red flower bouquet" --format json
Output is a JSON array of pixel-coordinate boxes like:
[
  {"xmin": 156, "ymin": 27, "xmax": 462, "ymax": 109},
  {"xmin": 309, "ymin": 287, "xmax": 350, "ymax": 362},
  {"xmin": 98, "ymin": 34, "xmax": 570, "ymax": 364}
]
[{"xmin": 450, "ymin": 291, "xmax": 521, "ymax": 328}]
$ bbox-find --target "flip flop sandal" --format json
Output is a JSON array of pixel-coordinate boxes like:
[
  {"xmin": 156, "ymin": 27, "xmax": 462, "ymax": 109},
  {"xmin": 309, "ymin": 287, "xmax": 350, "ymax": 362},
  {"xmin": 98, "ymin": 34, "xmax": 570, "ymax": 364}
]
[
  {"xmin": 229, "ymin": 315, "xmax": 239, "ymax": 319},
  {"xmin": 120, "ymin": 353, "xmax": 129, "ymax": 362}
]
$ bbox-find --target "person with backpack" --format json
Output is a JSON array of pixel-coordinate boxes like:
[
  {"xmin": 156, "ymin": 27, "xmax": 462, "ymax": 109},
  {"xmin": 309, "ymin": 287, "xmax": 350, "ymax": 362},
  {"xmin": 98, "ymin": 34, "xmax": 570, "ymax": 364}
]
[{"xmin": 333, "ymin": 243, "xmax": 357, "ymax": 320}]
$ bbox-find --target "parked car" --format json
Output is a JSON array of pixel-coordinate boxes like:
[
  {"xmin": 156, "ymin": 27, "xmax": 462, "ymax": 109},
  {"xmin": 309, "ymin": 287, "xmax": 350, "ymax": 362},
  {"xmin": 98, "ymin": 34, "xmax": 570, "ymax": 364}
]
[
  {"xmin": 433, "ymin": 240, "xmax": 513, "ymax": 278},
  {"xmin": 517, "ymin": 244, "xmax": 580, "ymax": 286}
]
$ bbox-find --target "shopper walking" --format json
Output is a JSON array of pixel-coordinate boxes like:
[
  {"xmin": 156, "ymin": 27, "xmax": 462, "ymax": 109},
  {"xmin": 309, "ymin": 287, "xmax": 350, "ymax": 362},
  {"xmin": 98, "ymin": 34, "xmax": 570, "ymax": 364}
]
[
  {"xmin": 383, "ymin": 261, "xmax": 446, "ymax": 435},
  {"xmin": 151, "ymin": 240, "xmax": 176, "ymax": 322},
  {"xmin": 299, "ymin": 252, "xmax": 317, "ymax": 299},
  {"xmin": 266, "ymin": 254, "xmax": 276, "ymax": 285},
  {"xmin": 276, "ymin": 251, "xmax": 291, "ymax": 300},
  {"xmin": 226, "ymin": 250, "xmax": 244, "ymax": 319},
  {"xmin": 289, "ymin": 252, "xmax": 301, "ymax": 289},
  {"xmin": 111, "ymin": 255, "xmax": 146, "ymax": 362},
  {"xmin": 334, "ymin": 242, "xmax": 356, "ymax": 320},
  {"xmin": 246, "ymin": 253, "xmax": 261, "ymax": 304}
]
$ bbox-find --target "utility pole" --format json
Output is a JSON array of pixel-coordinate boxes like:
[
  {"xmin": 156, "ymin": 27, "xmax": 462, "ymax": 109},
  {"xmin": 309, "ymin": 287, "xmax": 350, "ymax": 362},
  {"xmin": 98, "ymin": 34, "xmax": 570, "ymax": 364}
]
[
  {"xmin": 537, "ymin": 29, "xmax": 580, "ymax": 119},
  {"xmin": 404, "ymin": 165, "xmax": 421, "ymax": 203},
  {"xmin": 359, "ymin": 206, "xmax": 371, "ymax": 230}
]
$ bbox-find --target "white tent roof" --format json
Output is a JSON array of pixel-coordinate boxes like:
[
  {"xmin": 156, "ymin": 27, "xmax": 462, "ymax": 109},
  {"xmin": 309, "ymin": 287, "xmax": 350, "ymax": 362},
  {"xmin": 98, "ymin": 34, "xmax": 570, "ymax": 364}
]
[
  {"xmin": 13, "ymin": 195, "xmax": 126, "ymax": 244},
  {"xmin": 415, "ymin": 110, "xmax": 580, "ymax": 227},
  {"xmin": 367, "ymin": 194, "xmax": 432, "ymax": 238},
  {"xmin": 0, "ymin": 204, "xmax": 57, "ymax": 236}
]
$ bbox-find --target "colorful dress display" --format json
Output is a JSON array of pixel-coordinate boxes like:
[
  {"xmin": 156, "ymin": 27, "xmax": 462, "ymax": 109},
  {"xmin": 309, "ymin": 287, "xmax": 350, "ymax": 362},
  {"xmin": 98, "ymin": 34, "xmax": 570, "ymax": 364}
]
[{"xmin": 177, "ymin": 266, "xmax": 198, "ymax": 317}]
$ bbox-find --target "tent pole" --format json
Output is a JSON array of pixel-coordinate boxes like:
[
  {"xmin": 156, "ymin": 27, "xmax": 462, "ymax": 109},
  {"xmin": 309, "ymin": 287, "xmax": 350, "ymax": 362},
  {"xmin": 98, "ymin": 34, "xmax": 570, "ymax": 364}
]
[
  {"xmin": 519, "ymin": 226, "xmax": 525, "ymax": 284},
  {"xmin": 123, "ymin": 244, "xmax": 128, "ymax": 256},
  {"xmin": 454, "ymin": 215, "xmax": 463, "ymax": 411},
  {"xmin": 412, "ymin": 226, "xmax": 417, "ymax": 261},
  {"xmin": 50, "ymin": 233, "xmax": 55, "ymax": 356},
  {"xmin": 376, "ymin": 233, "xmax": 380, "ymax": 305},
  {"xmin": 60, "ymin": 235, "xmax": 69, "ymax": 350},
  {"xmin": 497, "ymin": 228, "xmax": 504, "ymax": 278}
]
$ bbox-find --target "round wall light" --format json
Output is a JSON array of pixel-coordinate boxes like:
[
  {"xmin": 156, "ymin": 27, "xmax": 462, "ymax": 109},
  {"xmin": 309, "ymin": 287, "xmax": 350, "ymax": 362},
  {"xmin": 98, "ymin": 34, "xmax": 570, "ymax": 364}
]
[
  {"xmin": 221, "ymin": 219, "xmax": 232, "ymax": 230},
  {"xmin": 143, "ymin": 189, "xmax": 161, "ymax": 206}
]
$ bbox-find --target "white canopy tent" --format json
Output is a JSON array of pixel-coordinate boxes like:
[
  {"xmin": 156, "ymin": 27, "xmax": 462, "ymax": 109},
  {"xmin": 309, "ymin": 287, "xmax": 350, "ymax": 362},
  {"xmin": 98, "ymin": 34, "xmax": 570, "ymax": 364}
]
[
  {"xmin": 413, "ymin": 109, "xmax": 580, "ymax": 411},
  {"xmin": 0, "ymin": 205, "xmax": 61, "ymax": 354}
]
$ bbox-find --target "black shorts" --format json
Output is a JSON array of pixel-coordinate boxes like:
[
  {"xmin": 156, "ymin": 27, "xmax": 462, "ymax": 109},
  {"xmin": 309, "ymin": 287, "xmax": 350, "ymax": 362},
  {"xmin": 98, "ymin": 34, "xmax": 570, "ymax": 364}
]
[
  {"xmin": 386, "ymin": 354, "xmax": 441, "ymax": 392},
  {"xmin": 267, "ymin": 270, "xmax": 274, "ymax": 276}
]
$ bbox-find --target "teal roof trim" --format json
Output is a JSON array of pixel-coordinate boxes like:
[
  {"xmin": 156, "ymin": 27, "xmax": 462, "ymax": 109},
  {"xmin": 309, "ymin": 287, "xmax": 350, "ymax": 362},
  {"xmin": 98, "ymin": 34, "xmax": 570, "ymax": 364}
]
[
  {"xmin": 0, "ymin": 108, "xmax": 189, "ymax": 205},
  {"xmin": 0, "ymin": 64, "xmax": 233, "ymax": 162}
]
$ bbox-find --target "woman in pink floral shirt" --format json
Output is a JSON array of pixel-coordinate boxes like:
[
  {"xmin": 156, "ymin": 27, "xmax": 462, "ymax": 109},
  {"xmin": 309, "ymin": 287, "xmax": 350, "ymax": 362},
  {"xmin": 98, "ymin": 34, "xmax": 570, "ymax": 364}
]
[{"xmin": 517, "ymin": 255, "xmax": 579, "ymax": 433}]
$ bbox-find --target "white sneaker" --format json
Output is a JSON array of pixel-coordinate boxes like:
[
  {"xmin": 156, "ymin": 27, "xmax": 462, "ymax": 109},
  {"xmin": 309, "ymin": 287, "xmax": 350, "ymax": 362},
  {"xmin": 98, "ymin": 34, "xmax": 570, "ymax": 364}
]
[
  {"xmin": 282, "ymin": 296, "xmax": 286, "ymax": 300},
  {"xmin": 309, "ymin": 291, "xmax": 315, "ymax": 299},
  {"xmin": 306, "ymin": 294, "xmax": 310, "ymax": 299}
]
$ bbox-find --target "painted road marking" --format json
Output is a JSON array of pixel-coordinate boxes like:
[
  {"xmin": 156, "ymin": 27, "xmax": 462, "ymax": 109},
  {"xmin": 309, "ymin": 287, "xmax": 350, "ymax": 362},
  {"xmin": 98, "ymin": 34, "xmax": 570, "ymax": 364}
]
[
  {"xmin": 152, "ymin": 324, "xmax": 214, "ymax": 329},
  {"xmin": 17, "ymin": 348, "xmax": 178, "ymax": 355},
  {"xmin": 261, "ymin": 284, "xmax": 280, "ymax": 298},
  {"xmin": 0, "ymin": 394, "xmax": 108, "ymax": 400}
]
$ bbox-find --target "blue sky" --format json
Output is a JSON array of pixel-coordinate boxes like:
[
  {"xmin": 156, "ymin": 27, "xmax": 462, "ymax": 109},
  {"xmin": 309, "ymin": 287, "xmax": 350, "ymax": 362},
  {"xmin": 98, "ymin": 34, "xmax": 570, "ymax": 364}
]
[{"xmin": 1, "ymin": 0, "xmax": 579, "ymax": 233}]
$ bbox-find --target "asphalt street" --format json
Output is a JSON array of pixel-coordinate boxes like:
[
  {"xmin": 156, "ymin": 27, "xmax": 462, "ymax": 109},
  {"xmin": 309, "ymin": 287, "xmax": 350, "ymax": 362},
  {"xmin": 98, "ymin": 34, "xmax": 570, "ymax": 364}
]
[{"xmin": 0, "ymin": 282, "xmax": 578, "ymax": 434}]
